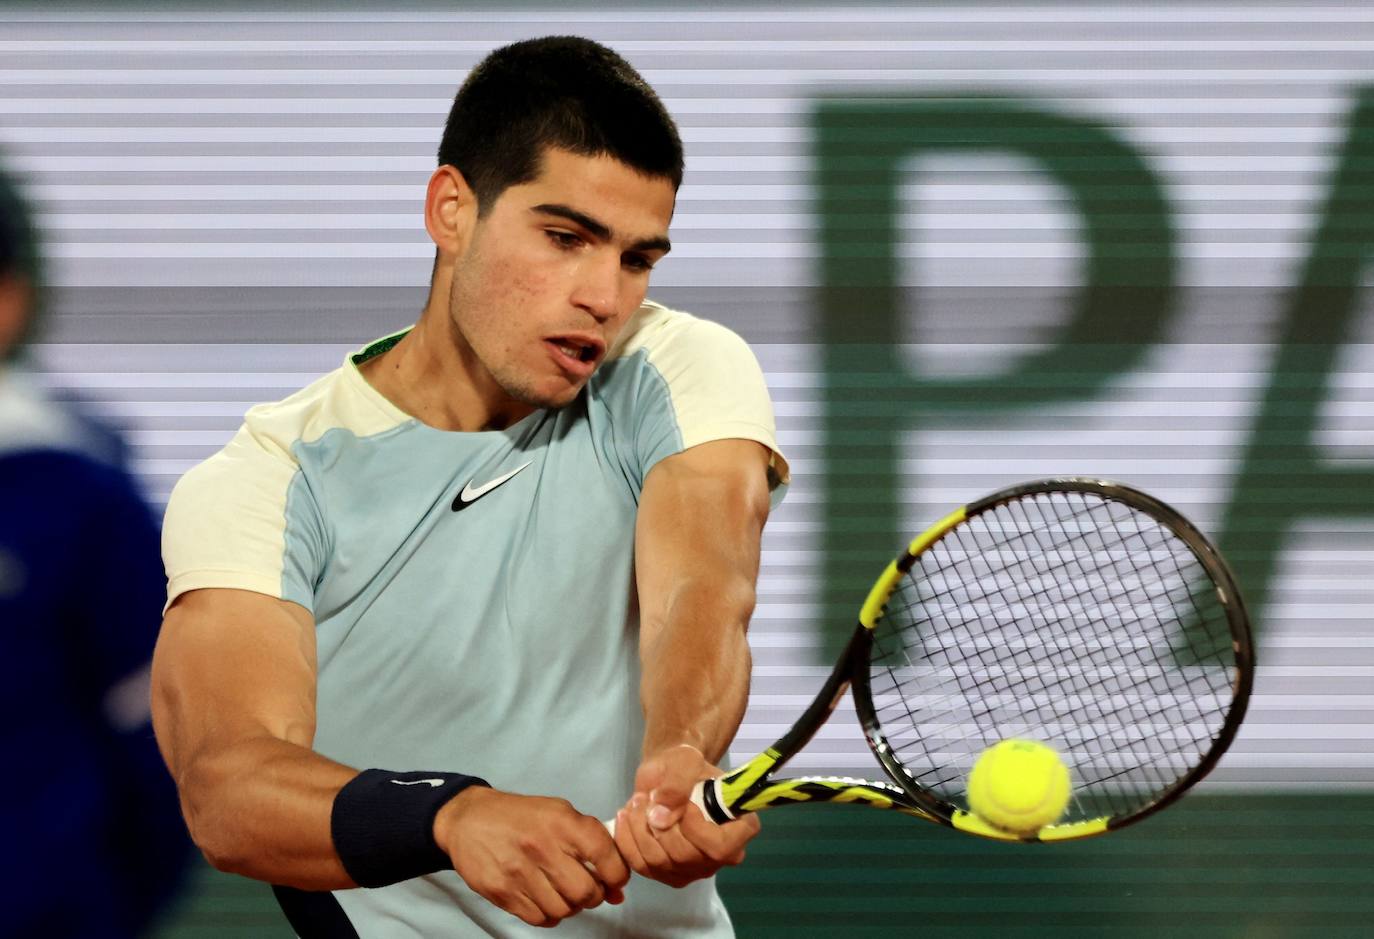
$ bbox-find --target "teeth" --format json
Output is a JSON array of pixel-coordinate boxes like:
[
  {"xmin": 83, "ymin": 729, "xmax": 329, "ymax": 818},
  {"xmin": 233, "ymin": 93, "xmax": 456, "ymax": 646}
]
[{"xmin": 554, "ymin": 340, "xmax": 594, "ymax": 362}]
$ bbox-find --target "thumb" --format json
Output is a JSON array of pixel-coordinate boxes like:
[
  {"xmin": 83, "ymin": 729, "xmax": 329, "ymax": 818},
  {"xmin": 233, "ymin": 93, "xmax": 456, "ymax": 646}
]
[
  {"xmin": 633, "ymin": 758, "xmax": 666, "ymax": 795},
  {"xmin": 646, "ymin": 746, "xmax": 704, "ymax": 830},
  {"xmin": 647, "ymin": 788, "xmax": 687, "ymax": 831}
]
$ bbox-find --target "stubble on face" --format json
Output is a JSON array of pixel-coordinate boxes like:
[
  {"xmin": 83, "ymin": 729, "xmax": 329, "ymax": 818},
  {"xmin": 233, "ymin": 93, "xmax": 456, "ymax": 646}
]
[
  {"xmin": 441, "ymin": 149, "xmax": 676, "ymax": 423},
  {"xmin": 444, "ymin": 223, "xmax": 573, "ymax": 416}
]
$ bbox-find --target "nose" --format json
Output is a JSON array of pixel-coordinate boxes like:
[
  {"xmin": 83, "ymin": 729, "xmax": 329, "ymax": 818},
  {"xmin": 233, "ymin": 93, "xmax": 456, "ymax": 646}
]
[{"xmin": 570, "ymin": 254, "xmax": 620, "ymax": 323}]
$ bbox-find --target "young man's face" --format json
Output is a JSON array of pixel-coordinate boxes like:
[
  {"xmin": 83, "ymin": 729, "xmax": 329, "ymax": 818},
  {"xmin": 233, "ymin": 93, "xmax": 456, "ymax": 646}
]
[{"xmin": 447, "ymin": 147, "xmax": 675, "ymax": 412}]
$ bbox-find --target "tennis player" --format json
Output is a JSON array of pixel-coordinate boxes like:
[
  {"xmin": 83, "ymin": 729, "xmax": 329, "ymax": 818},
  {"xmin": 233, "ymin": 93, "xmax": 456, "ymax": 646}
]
[{"xmin": 151, "ymin": 36, "xmax": 787, "ymax": 937}]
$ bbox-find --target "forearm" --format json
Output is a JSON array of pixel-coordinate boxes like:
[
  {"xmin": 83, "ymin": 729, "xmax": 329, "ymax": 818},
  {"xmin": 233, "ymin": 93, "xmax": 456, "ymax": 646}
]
[
  {"xmin": 619, "ymin": 578, "xmax": 761, "ymax": 886},
  {"xmin": 640, "ymin": 577, "xmax": 754, "ymax": 764},
  {"xmin": 622, "ymin": 441, "xmax": 772, "ymax": 878},
  {"xmin": 179, "ymin": 735, "xmax": 358, "ymax": 889}
]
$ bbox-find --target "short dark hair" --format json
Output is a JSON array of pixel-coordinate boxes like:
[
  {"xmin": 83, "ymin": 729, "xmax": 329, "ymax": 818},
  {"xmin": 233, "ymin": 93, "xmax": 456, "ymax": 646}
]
[
  {"xmin": 437, "ymin": 36, "xmax": 684, "ymax": 214},
  {"xmin": 0, "ymin": 162, "xmax": 42, "ymax": 359},
  {"xmin": 0, "ymin": 166, "xmax": 38, "ymax": 284}
]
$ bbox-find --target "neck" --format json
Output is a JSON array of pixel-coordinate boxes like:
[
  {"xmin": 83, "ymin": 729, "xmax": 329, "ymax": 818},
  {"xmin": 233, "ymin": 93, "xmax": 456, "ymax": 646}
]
[{"xmin": 357, "ymin": 266, "xmax": 535, "ymax": 432}]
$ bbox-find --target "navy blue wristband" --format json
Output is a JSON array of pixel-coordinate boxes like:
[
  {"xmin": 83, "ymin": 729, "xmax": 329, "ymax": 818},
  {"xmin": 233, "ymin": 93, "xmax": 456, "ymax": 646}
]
[{"xmin": 331, "ymin": 769, "xmax": 490, "ymax": 888}]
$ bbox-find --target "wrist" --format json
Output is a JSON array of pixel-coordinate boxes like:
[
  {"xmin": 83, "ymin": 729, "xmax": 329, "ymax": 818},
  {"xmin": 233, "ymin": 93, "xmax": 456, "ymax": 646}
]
[
  {"xmin": 331, "ymin": 769, "xmax": 489, "ymax": 888},
  {"xmin": 431, "ymin": 783, "xmax": 491, "ymax": 849},
  {"xmin": 643, "ymin": 740, "xmax": 708, "ymax": 763}
]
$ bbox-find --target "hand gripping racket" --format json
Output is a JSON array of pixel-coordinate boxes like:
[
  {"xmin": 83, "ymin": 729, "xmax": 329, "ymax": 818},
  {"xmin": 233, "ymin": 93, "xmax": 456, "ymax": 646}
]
[{"xmin": 677, "ymin": 478, "xmax": 1254, "ymax": 842}]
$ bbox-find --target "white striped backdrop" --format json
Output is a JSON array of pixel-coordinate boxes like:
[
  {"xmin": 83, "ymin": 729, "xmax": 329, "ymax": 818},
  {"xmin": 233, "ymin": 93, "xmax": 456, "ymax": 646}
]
[{"xmin": 6, "ymin": 3, "xmax": 1374, "ymax": 795}]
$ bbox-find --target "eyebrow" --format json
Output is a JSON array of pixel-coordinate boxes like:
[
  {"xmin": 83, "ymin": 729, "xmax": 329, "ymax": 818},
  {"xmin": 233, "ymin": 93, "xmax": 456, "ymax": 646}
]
[{"xmin": 531, "ymin": 203, "xmax": 672, "ymax": 255}]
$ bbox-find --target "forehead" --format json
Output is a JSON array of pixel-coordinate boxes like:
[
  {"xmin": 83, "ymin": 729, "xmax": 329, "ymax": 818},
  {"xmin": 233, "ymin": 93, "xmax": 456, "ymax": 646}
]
[{"xmin": 502, "ymin": 148, "xmax": 676, "ymax": 231}]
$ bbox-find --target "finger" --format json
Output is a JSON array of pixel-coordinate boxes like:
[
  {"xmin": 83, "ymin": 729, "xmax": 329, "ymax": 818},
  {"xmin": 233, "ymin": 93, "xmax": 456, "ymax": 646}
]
[
  {"xmin": 647, "ymin": 797, "xmax": 685, "ymax": 832},
  {"xmin": 677, "ymin": 801, "xmax": 757, "ymax": 863},
  {"xmin": 601, "ymin": 877, "xmax": 625, "ymax": 906},
  {"xmin": 648, "ymin": 776, "xmax": 705, "ymax": 831},
  {"xmin": 646, "ymin": 750, "xmax": 715, "ymax": 831},
  {"xmin": 488, "ymin": 886, "xmax": 550, "ymax": 929},
  {"xmin": 575, "ymin": 848, "xmax": 624, "ymax": 906},
  {"xmin": 612, "ymin": 808, "xmax": 646, "ymax": 874},
  {"xmin": 576, "ymin": 818, "xmax": 631, "ymax": 892},
  {"xmin": 547, "ymin": 853, "xmax": 606, "ymax": 913},
  {"xmin": 629, "ymin": 800, "xmax": 710, "ymax": 869},
  {"xmin": 633, "ymin": 757, "xmax": 664, "ymax": 792},
  {"xmin": 713, "ymin": 812, "xmax": 761, "ymax": 864},
  {"xmin": 647, "ymin": 816, "xmax": 710, "ymax": 869},
  {"xmin": 622, "ymin": 795, "xmax": 674, "ymax": 874},
  {"xmin": 521, "ymin": 870, "xmax": 575, "ymax": 926}
]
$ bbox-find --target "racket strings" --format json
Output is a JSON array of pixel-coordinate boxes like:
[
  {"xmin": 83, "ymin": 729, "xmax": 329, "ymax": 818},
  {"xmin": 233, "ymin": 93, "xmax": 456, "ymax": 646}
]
[
  {"xmin": 928, "ymin": 500, "xmax": 1231, "ymax": 813},
  {"xmin": 879, "ymin": 505, "xmax": 1155, "ymax": 818},
  {"xmin": 867, "ymin": 490, "xmax": 1237, "ymax": 824},
  {"xmin": 1031, "ymin": 495, "xmax": 1223, "ymax": 815},
  {"xmin": 982, "ymin": 499, "xmax": 1232, "ymax": 814},
  {"xmin": 1089, "ymin": 496, "xmax": 1236, "ymax": 786},
  {"xmin": 978, "ymin": 495, "xmax": 1149, "ymax": 821}
]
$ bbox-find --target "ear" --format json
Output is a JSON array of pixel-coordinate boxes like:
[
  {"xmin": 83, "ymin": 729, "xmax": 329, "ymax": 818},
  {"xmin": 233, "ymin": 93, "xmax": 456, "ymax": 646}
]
[
  {"xmin": 424, "ymin": 165, "xmax": 478, "ymax": 259},
  {"xmin": 0, "ymin": 275, "xmax": 31, "ymax": 358}
]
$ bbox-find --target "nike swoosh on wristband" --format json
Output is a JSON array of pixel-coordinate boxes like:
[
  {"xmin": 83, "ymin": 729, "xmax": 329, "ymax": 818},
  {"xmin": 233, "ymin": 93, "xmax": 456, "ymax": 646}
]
[
  {"xmin": 451, "ymin": 460, "xmax": 533, "ymax": 511},
  {"xmin": 390, "ymin": 778, "xmax": 446, "ymax": 788}
]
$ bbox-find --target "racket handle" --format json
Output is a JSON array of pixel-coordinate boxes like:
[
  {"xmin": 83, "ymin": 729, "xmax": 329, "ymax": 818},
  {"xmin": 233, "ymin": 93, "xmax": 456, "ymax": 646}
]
[{"xmin": 602, "ymin": 778, "xmax": 722, "ymax": 836}]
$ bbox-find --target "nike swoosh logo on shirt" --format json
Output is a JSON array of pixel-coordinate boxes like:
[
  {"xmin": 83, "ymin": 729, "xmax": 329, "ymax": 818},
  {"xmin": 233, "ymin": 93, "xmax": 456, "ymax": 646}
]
[
  {"xmin": 390, "ymin": 778, "xmax": 446, "ymax": 788},
  {"xmin": 451, "ymin": 460, "xmax": 533, "ymax": 511}
]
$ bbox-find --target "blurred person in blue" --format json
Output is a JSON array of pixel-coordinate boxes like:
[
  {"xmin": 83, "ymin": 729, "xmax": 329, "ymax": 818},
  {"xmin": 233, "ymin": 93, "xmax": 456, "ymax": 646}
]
[{"xmin": 0, "ymin": 165, "xmax": 193, "ymax": 935}]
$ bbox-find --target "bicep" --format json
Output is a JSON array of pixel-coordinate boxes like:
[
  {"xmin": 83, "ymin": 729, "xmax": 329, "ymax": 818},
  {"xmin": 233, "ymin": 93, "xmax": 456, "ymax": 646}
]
[
  {"xmin": 634, "ymin": 439, "xmax": 773, "ymax": 644},
  {"xmin": 151, "ymin": 588, "xmax": 319, "ymax": 779}
]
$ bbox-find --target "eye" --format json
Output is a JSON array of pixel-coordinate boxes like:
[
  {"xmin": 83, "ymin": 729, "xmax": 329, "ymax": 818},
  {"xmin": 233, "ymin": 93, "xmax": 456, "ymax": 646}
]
[
  {"xmin": 623, "ymin": 253, "xmax": 655, "ymax": 273},
  {"xmin": 547, "ymin": 230, "xmax": 582, "ymax": 250}
]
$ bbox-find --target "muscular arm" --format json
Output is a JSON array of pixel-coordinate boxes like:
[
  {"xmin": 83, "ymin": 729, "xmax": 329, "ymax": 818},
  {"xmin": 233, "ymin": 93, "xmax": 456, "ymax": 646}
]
[
  {"xmin": 635, "ymin": 438, "xmax": 771, "ymax": 763},
  {"xmin": 153, "ymin": 588, "xmax": 627, "ymax": 924},
  {"xmin": 151, "ymin": 588, "xmax": 357, "ymax": 889},
  {"xmin": 613, "ymin": 438, "xmax": 772, "ymax": 884}
]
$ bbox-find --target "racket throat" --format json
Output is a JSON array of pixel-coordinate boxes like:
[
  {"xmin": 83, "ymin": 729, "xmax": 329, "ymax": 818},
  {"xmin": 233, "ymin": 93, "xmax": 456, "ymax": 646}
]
[
  {"xmin": 698, "ymin": 778, "xmax": 737, "ymax": 823},
  {"xmin": 769, "ymin": 625, "xmax": 870, "ymax": 761}
]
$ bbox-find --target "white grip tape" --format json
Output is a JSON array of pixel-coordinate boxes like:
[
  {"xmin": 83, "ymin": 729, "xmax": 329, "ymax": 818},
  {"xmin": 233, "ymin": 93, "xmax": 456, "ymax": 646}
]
[{"xmin": 602, "ymin": 779, "xmax": 719, "ymax": 836}]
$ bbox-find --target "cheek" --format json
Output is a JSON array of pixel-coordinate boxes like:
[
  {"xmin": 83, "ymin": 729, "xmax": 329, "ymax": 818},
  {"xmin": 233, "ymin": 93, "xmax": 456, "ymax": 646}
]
[
  {"xmin": 493, "ymin": 254, "xmax": 550, "ymax": 308},
  {"xmin": 487, "ymin": 236, "xmax": 564, "ymax": 300},
  {"xmin": 455, "ymin": 252, "xmax": 549, "ymax": 344}
]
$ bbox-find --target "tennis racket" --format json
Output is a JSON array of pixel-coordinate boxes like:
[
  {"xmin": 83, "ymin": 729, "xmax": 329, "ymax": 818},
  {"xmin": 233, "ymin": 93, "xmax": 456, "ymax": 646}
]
[{"xmin": 670, "ymin": 477, "xmax": 1253, "ymax": 842}]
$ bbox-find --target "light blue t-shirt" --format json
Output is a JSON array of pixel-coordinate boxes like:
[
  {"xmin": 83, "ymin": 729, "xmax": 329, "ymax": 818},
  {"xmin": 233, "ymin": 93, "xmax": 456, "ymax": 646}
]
[{"xmin": 164, "ymin": 301, "xmax": 788, "ymax": 938}]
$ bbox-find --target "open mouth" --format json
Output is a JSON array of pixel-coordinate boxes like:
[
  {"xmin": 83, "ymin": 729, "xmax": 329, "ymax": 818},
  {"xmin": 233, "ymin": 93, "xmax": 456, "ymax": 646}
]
[{"xmin": 551, "ymin": 338, "xmax": 598, "ymax": 363}]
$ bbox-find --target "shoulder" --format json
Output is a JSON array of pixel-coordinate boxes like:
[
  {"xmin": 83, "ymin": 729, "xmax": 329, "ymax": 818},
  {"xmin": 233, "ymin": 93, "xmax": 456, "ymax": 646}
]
[
  {"xmin": 171, "ymin": 373, "xmax": 337, "ymax": 505},
  {"xmin": 606, "ymin": 299, "xmax": 754, "ymax": 369},
  {"xmin": 178, "ymin": 354, "xmax": 411, "ymax": 492},
  {"xmin": 239, "ymin": 359, "xmax": 408, "ymax": 462},
  {"xmin": 595, "ymin": 300, "xmax": 765, "ymax": 405},
  {"xmin": 162, "ymin": 361, "xmax": 399, "ymax": 608},
  {"xmin": 589, "ymin": 300, "xmax": 789, "ymax": 495}
]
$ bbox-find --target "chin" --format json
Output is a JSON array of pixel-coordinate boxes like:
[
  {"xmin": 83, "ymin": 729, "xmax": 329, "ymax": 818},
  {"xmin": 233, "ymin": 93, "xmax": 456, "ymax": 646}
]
[
  {"xmin": 541, "ymin": 386, "xmax": 584, "ymax": 411},
  {"xmin": 506, "ymin": 379, "xmax": 584, "ymax": 412}
]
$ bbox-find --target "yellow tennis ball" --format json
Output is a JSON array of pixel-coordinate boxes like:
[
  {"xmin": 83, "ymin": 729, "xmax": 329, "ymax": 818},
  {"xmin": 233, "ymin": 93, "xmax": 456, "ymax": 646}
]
[{"xmin": 966, "ymin": 739, "xmax": 1071, "ymax": 834}]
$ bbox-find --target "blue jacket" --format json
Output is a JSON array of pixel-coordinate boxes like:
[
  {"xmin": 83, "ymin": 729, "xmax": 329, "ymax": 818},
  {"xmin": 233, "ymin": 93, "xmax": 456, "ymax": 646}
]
[{"xmin": 0, "ymin": 369, "xmax": 192, "ymax": 937}]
